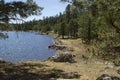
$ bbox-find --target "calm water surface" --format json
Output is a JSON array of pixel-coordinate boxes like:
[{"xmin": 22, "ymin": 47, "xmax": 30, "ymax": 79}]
[{"xmin": 0, "ymin": 31, "xmax": 55, "ymax": 62}]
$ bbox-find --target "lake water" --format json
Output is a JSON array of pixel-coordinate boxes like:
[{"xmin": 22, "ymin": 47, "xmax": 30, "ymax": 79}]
[{"xmin": 0, "ymin": 31, "xmax": 55, "ymax": 62}]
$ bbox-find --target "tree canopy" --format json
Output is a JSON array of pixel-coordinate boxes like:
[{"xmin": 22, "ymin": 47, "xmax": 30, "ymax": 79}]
[
  {"xmin": 0, "ymin": 0, "xmax": 43, "ymax": 23},
  {"xmin": 60, "ymin": 0, "xmax": 120, "ymax": 33}
]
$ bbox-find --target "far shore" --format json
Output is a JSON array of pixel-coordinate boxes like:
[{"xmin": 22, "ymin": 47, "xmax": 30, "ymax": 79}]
[{"xmin": 0, "ymin": 31, "xmax": 120, "ymax": 80}]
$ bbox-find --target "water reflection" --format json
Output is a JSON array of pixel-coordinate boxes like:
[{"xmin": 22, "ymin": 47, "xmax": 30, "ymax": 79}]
[
  {"xmin": 0, "ymin": 31, "xmax": 55, "ymax": 62},
  {"xmin": 0, "ymin": 32, "xmax": 9, "ymax": 40}
]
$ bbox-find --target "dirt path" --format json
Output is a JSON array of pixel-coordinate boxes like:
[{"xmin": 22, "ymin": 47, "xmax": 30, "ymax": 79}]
[
  {"xmin": 0, "ymin": 39, "xmax": 120, "ymax": 80},
  {"xmin": 50, "ymin": 38, "xmax": 120, "ymax": 80}
]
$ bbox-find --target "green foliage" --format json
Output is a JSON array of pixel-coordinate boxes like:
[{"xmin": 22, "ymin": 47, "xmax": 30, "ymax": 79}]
[
  {"xmin": 68, "ymin": 20, "xmax": 78, "ymax": 38},
  {"xmin": 1, "ymin": 0, "xmax": 119, "ymax": 47},
  {"xmin": 0, "ymin": 0, "xmax": 42, "ymax": 23},
  {"xmin": 59, "ymin": 22, "xmax": 66, "ymax": 39}
]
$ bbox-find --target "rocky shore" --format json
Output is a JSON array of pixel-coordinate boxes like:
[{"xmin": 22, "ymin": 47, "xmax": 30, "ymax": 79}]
[
  {"xmin": 48, "ymin": 38, "xmax": 120, "ymax": 80},
  {"xmin": 48, "ymin": 37, "xmax": 76, "ymax": 63},
  {"xmin": 0, "ymin": 38, "xmax": 120, "ymax": 80}
]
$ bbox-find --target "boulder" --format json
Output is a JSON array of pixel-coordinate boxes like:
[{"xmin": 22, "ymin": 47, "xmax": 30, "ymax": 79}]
[
  {"xmin": 113, "ymin": 60, "xmax": 120, "ymax": 66},
  {"xmin": 62, "ymin": 72, "xmax": 81, "ymax": 79},
  {"xmin": 48, "ymin": 45, "xmax": 66, "ymax": 50},
  {"xmin": 96, "ymin": 74, "xmax": 120, "ymax": 80},
  {"xmin": 49, "ymin": 52, "xmax": 76, "ymax": 63},
  {"xmin": 117, "ymin": 68, "xmax": 120, "ymax": 74}
]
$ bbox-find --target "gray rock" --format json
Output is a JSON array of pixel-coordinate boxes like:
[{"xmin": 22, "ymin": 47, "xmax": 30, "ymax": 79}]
[
  {"xmin": 49, "ymin": 52, "xmax": 76, "ymax": 63},
  {"xmin": 48, "ymin": 45, "xmax": 66, "ymax": 50},
  {"xmin": 96, "ymin": 74, "xmax": 120, "ymax": 80},
  {"xmin": 117, "ymin": 68, "xmax": 120, "ymax": 74},
  {"xmin": 113, "ymin": 60, "xmax": 120, "ymax": 66},
  {"xmin": 73, "ymin": 72, "xmax": 81, "ymax": 78},
  {"xmin": 104, "ymin": 66, "xmax": 114, "ymax": 70},
  {"xmin": 62, "ymin": 72, "xmax": 81, "ymax": 79}
]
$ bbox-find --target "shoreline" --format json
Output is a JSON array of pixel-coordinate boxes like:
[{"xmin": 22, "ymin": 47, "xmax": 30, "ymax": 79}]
[
  {"xmin": 0, "ymin": 31, "xmax": 56, "ymax": 63},
  {"xmin": 0, "ymin": 33, "xmax": 120, "ymax": 80},
  {"xmin": 0, "ymin": 34, "xmax": 68, "ymax": 63}
]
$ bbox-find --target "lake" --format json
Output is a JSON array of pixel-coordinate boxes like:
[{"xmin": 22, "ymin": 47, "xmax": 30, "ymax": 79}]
[{"xmin": 0, "ymin": 31, "xmax": 56, "ymax": 62}]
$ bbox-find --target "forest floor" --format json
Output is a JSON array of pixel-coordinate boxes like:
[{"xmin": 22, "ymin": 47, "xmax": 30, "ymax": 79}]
[{"xmin": 0, "ymin": 38, "xmax": 120, "ymax": 80}]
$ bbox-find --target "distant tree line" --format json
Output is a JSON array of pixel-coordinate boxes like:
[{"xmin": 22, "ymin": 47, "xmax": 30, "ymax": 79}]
[{"xmin": 0, "ymin": 0, "xmax": 120, "ymax": 45}]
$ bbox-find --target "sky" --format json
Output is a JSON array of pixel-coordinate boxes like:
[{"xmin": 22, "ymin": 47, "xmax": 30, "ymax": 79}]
[{"xmin": 5, "ymin": 0, "xmax": 68, "ymax": 22}]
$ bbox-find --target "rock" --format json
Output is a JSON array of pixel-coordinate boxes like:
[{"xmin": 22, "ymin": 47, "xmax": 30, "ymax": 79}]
[
  {"xmin": 113, "ymin": 60, "xmax": 120, "ymax": 66},
  {"xmin": 0, "ymin": 58, "xmax": 6, "ymax": 63},
  {"xmin": 55, "ymin": 39, "xmax": 62, "ymax": 45},
  {"xmin": 73, "ymin": 72, "xmax": 81, "ymax": 78},
  {"xmin": 104, "ymin": 66, "xmax": 114, "ymax": 70},
  {"xmin": 117, "ymin": 68, "xmax": 120, "ymax": 74},
  {"xmin": 48, "ymin": 45, "xmax": 66, "ymax": 50},
  {"xmin": 105, "ymin": 61, "xmax": 109, "ymax": 65},
  {"xmin": 96, "ymin": 74, "xmax": 120, "ymax": 80},
  {"xmin": 113, "ymin": 46, "xmax": 120, "ymax": 52},
  {"xmin": 49, "ymin": 52, "xmax": 76, "ymax": 63},
  {"xmin": 62, "ymin": 72, "xmax": 81, "ymax": 79},
  {"xmin": 0, "ymin": 33, "xmax": 8, "ymax": 39}
]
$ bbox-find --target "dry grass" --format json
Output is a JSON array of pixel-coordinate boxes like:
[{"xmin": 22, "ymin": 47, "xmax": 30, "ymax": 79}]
[
  {"xmin": 0, "ymin": 39, "xmax": 120, "ymax": 80},
  {"xmin": 40, "ymin": 60, "xmax": 119, "ymax": 80},
  {"xmin": 49, "ymin": 38, "xmax": 120, "ymax": 80}
]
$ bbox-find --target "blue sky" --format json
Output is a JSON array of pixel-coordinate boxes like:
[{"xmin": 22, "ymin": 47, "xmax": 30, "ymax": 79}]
[{"xmin": 5, "ymin": 0, "xmax": 68, "ymax": 21}]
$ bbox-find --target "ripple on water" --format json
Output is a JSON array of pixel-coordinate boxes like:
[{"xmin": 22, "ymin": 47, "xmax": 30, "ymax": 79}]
[{"xmin": 0, "ymin": 31, "xmax": 56, "ymax": 62}]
